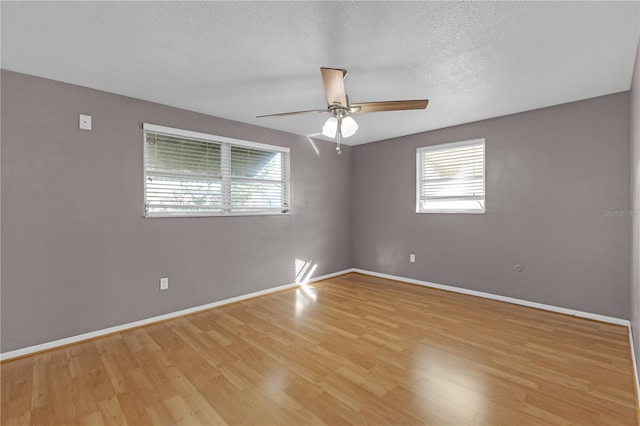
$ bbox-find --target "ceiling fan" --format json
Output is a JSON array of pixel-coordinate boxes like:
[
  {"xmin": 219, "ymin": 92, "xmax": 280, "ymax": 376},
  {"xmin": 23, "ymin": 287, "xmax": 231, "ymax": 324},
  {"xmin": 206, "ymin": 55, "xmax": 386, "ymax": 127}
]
[{"xmin": 257, "ymin": 67, "xmax": 429, "ymax": 154}]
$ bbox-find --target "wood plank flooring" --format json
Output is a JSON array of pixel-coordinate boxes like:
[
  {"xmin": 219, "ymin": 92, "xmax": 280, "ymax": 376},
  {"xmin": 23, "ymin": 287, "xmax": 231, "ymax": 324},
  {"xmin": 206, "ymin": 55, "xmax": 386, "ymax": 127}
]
[{"xmin": 1, "ymin": 272, "xmax": 637, "ymax": 425}]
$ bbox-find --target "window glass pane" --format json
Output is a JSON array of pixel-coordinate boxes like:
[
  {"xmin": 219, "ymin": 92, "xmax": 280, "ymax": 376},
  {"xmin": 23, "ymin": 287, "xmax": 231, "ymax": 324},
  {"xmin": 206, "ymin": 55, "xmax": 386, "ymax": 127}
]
[
  {"xmin": 146, "ymin": 175, "xmax": 223, "ymax": 214},
  {"xmin": 144, "ymin": 125, "xmax": 290, "ymax": 217},
  {"xmin": 230, "ymin": 180, "xmax": 283, "ymax": 208},
  {"xmin": 231, "ymin": 146, "xmax": 282, "ymax": 180},
  {"xmin": 147, "ymin": 133, "xmax": 221, "ymax": 176},
  {"xmin": 421, "ymin": 145, "xmax": 484, "ymax": 179},
  {"xmin": 417, "ymin": 140, "xmax": 485, "ymax": 213}
]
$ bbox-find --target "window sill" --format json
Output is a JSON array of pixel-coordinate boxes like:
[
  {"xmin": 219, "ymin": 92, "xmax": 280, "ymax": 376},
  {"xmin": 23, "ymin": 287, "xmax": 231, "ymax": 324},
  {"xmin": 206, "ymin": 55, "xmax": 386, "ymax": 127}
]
[
  {"xmin": 417, "ymin": 209, "xmax": 486, "ymax": 214},
  {"xmin": 144, "ymin": 212, "xmax": 292, "ymax": 219}
]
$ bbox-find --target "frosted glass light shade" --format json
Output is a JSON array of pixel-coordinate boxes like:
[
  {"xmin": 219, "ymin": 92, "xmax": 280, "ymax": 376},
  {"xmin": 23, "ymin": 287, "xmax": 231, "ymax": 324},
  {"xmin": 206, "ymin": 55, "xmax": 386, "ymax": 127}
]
[
  {"xmin": 340, "ymin": 116, "xmax": 358, "ymax": 138},
  {"xmin": 321, "ymin": 116, "xmax": 358, "ymax": 139},
  {"xmin": 322, "ymin": 117, "xmax": 338, "ymax": 138}
]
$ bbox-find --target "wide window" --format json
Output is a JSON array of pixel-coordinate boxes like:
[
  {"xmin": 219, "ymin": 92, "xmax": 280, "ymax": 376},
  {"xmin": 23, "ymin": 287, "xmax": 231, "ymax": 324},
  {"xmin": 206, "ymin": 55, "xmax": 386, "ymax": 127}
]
[
  {"xmin": 144, "ymin": 124, "xmax": 290, "ymax": 217},
  {"xmin": 416, "ymin": 139, "xmax": 485, "ymax": 213}
]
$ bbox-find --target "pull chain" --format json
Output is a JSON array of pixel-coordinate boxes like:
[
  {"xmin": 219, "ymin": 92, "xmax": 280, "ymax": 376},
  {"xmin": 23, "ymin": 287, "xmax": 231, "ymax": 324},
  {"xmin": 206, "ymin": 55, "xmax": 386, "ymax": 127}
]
[{"xmin": 336, "ymin": 114, "xmax": 342, "ymax": 155}]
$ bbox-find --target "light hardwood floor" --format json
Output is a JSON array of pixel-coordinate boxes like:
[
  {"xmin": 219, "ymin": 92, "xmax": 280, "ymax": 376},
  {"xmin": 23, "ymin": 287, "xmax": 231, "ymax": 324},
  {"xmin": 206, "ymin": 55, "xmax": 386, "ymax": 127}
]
[{"xmin": 1, "ymin": 273, "xmax": 637, "ymax": 425}]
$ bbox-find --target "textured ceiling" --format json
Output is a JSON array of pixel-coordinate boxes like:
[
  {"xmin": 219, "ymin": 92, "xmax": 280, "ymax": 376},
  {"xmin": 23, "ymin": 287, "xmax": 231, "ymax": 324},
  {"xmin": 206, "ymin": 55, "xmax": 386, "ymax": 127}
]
[{"xmin": 2, "ymin": 1, "xmax": 639, "ymax": 145}]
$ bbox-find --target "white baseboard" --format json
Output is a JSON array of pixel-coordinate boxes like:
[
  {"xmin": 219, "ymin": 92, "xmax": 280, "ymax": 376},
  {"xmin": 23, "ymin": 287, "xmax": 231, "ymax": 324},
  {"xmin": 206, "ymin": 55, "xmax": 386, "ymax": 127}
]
[
  {"xmin": 0, "ymin": 268, "xmax": 352, "ymax": 361},
  {"xmin": 629, "ymin": 325, "xmax": 640, "ymax": 410},
  {"xmin": 351, "ymin": 268, "xmax": 630, "ymax": 326}
]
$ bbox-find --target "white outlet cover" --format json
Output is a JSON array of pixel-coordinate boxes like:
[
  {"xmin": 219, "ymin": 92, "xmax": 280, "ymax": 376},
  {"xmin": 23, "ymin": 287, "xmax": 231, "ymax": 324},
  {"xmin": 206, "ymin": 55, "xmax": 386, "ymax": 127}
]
[
  {"xmin": 160, "ymin": 277, "xmax": 168, "ymax": 290},
  {"xmin": 410, "ymin": 254, "xmax": 416, "ymax": 263},
  {"xmin": 79, "ymin": 114, "xmax": 92, "ymax": 130}
]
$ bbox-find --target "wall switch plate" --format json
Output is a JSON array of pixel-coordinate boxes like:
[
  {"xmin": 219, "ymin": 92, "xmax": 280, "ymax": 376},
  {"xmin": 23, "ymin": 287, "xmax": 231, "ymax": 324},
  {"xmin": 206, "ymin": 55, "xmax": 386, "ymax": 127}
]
[
  {"xmin": 410, "ymin": 254, "xmax": 416, "ymax": 263},
  {"xmin": 79, "ymin": 114, "xmax": 92, "ymax": 130},
  {"xmin": 160, "ymin": 277, "xmax": 169, "ymax": 290}
]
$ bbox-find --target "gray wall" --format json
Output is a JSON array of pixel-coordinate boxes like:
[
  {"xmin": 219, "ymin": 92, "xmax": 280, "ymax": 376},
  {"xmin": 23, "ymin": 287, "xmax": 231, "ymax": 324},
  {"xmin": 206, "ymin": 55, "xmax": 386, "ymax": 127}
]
[
  {"xmin": 352, "ymin": 92, "xmax": 631, "ymax": 319},
  {"xmin": 1, "ymin": 70, "xmax": 352, "ymax": 353},
  {"xmin": 1, "ymin": 69, "xmax": 634, "ymax": 354},
  {"xmin": 631, "ymin": 38, "xmax": 640, "ymax": 376}
]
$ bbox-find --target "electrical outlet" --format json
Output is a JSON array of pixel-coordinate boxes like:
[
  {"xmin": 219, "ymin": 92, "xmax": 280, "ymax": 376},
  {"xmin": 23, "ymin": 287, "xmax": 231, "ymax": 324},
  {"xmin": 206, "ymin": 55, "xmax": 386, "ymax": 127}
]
[
  {"xmin": 160, "ymin": 277, "xmax": 169, "ymax": 290},
  {"xmin": 79, "ymin": 114, "xmax": 92, "ymax": 130},
  {"xmin": 410, "ymin": 254, "xmax": 416, "ymax": 263}
]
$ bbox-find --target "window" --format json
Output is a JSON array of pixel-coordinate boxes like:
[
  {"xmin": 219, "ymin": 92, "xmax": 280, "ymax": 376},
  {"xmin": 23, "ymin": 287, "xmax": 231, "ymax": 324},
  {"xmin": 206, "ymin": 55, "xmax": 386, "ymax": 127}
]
[
  {"xmin": 143, "ymin": 123, "xmax": 290, "ymax": 217},
  {"xmin": 416, "ymin": 139, "xmax": 485, "ymax": 214}
]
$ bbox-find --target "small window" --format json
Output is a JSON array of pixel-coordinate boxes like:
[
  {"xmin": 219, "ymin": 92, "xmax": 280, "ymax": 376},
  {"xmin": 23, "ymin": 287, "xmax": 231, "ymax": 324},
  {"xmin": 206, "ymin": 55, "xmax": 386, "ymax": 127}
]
[
  {"xmin": 416, "ymin": 139, "xmax": 485, "ymax": 214},
  {"xmin": 144, "ymin": 124, "xmax": 290, "ymax": 217}
]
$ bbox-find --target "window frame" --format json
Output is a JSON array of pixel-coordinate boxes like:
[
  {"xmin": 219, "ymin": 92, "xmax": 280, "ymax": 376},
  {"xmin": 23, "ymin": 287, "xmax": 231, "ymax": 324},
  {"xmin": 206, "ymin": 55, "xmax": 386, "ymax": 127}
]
[
  {"xmin": 416, "ymin": 138, "xmax": 486, "ymax": 214},
  {"xmin": 143, "ymin": 123, "xmax": 291, "ymax": 218}
]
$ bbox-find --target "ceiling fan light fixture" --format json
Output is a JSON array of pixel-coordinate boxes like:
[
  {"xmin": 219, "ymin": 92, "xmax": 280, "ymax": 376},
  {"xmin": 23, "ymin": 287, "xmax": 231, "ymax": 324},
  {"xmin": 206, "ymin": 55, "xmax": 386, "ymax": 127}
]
[
  {"xmin": 321, "ymin": 115, "xmax": 358, "ymax": 139},
  {"xmin": 340, "ymin": 116, "xmax": 358, "ymax": 138},
  {"xmin": 322, "ymin": 116, "xmax": 338, "ymax": 138}
]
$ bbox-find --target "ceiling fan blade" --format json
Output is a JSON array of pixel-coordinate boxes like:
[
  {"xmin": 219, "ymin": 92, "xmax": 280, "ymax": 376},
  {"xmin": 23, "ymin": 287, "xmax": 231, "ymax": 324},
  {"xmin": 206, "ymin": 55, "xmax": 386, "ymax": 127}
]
[
  {"xmin": 350, "ymin": 99, "xmax": 429, "ymax": 113},
  {"xmin": 320, "ymin": 67, "xmax": 348, "ymax": 107},
  {"xmin": 256, "ymin": 109, "xmax": 329, "ymax": 118}
]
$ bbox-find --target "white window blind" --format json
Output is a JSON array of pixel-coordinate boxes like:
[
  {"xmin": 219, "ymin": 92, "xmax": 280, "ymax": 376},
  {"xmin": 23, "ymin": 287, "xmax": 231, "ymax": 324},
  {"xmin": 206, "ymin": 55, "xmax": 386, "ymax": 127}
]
[
  {"xmin": 144, "ymin": 124, "xmax": 290, "ymax": 217},
  {"xmin": 416, "ymin": 139, "xmax": 485, "ymax": 213}
]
